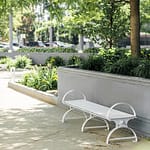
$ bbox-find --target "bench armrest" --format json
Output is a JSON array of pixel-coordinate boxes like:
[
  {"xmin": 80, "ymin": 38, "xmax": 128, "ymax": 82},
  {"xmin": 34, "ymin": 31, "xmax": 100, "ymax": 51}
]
[
  {"xmin": 106, "ymin": 102, "xmax": 136, "ymax": 120},
  {"xmin": 62, "ymin": 89, "xmax": 86, "ymax": 104}
]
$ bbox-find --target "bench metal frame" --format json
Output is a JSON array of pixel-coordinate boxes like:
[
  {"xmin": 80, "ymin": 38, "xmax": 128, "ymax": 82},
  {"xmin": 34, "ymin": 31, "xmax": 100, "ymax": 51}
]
[{"xmin": 61, "ymin": 89, "xmax": 138, "ymax": 144}]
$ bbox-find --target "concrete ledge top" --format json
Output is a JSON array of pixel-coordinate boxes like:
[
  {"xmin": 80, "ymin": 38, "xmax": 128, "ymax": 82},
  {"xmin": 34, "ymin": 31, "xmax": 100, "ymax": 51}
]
[{"xmin": 58, "ymin": 67, "xmax": 150, "ymax": 86}]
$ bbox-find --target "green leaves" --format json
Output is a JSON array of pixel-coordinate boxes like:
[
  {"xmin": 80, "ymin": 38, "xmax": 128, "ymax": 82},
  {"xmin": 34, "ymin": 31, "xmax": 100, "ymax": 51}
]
[
  {"xmin": 140, "ymin": 0, "xmax": 150, "ymax": 33},
  {"xmin": 20, "ymin": 66, "xmax": 58, "ymax": 91}
]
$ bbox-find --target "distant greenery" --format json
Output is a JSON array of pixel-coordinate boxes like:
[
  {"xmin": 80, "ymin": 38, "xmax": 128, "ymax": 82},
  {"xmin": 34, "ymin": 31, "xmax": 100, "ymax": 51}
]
[
  {"xmin": 45, "ymin": 56, "xmax": 65, "ymax": 67},
  {"xmin": 18, "ymin": 47, "xmax": 77, "ymax": 53},
  {"xmin": 0, "ymin": 56, "xmax": 8, "ymax": 64},
  {"xmin": 13, "ymin": 55, "xmax": 32, "ymax": 69},
  {"xmin": 83, "ymin": 48, "xmax": 101, "ymax": 54},
  {"xmin": 0, "ymin": 48, "xmax": 8, "ymax": 52},
  {"xmin": 67, "ymin": 55, "xmax": 84, "ymax": 67},
  {"xmin": 0, "ymin": 55, "xmax": 32, "ymax": 69},
  {"xmin": 81, "ymin": 55, "xmax": 105, "ymax": 71},
  {"xmin": 19, "ymin": 66, "xmax": 57, "ymax": 91}
]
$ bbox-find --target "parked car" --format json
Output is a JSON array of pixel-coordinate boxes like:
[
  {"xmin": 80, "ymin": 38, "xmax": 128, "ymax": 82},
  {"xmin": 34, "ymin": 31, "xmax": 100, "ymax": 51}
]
[
  {"xmin": 45, "ymin": 42, "xmax": 59, "ymax": 47},
  {"xmin": 54, "ymin": 41, "xmax": 75, "ymax": 48},
  {"xmin": 26, "ymin": 41, "xmax": 46, "ymax": 47},
  {"xmin": 0, "ymin": 42, "xmax": 9, "ymax": 50},
  {"xmin": 0, "ymin": 42, "xmax": 20, "ymax": 51}
]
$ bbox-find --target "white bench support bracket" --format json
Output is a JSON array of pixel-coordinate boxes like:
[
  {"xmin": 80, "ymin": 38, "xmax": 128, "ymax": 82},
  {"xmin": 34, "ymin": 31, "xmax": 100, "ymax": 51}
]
[
  {"xmin": 62, "ymin": 109, "xmax": 110, "ymax": 132},
  {"xmin": 62, "ymin": 107, "xmax": 74, "ymax": 123},
  {"xmin": 81, "ymin": 114, "xmax": 110, "ymax": 132},
  {"xmin": 106, "ymin": 119, "xmax": 138, "ymax": 144}
]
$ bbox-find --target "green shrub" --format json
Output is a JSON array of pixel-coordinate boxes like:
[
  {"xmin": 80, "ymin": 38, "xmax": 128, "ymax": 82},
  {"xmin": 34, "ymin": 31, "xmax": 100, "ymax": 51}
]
[
  {"xmin": 0, "ymin": 56, "xmax": 30, "ymax": 70},
  {"xmin": 80, "ymin": 55, "xmax": 104, "ymax": 71},
  {"xmin": 0, "ymin": 48, "xmax": 8, "ymax": 52},
  {"xmin": 99, "ymin": 48, "xmax": 130, "ymax": 64},
  {"xmin": 67, "ymin": 55, "xmax": 84, "ymax": 67},
  {"xmin": 0, "ymin": 57, "xmax": 14, "ymax": 69},
  {"xmin": 108, "ymin": 57, "xmax": 140, "ymax": 75},
  {"xmin": 0, "ymin": 57, "xmax": 9, "ymax": 64},
  {"xmin": 133, "ymin": 59, "xmax": 150, "ymax": 79},
  {"xmin": 84, "ymin": 48, "xmax": 100, "ymax": 53},
  {"xmin": 20, "ymin": 66, "xmax": 57, "ymax": 91},
  {"xmin": 14, "ymin": 55, "xmax": 32, "ymax": 69},
  {"xmin": 45, "ymin": 56, "xmax": 65, "ymax": 67},
  {"xmin": 0, "ymin": 56, "xmax": 7, "ymax": 60},
  {"xmin": 141, "ymin": 48, "xmax": 150, "ymax": 59},
  {"xmin": 18, "ymin": 47, "xmax": 77, "ymax": 53}
]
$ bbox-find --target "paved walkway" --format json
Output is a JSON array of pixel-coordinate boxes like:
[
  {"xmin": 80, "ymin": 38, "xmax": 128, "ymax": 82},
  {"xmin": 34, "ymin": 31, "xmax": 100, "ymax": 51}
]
[{"xmin": 0, "ymin": 71, "xmax": 150, "ymax": 150}]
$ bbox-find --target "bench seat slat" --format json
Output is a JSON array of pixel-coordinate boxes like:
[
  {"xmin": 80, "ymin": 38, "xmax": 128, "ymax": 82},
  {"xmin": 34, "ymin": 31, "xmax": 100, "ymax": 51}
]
[{"xmin": 64, "ymin": 100, "xmax": 135, "ymax": 121}]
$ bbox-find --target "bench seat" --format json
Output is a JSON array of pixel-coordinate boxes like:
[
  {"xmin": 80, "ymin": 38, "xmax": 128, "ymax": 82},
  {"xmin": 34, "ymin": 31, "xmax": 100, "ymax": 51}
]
[{"xmin": 65, "ymin": 99, "xmax": 135, "ymax": 121}]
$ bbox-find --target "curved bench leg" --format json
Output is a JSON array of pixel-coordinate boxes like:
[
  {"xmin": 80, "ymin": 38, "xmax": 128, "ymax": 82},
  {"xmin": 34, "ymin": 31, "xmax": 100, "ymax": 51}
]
[
  {"xmin": 106, "ymin": 127, "xmax": 119, "ymax": 144},
  {"xmin": 106, "ymin": 121, "xmax": 138, "ymax": 144},
  {"xmin": 128, "ymin": 127, "xmax": 138, "ymax": 142},
  {"xmin": 81, "ymin": 114, "xmax": 94, "ymax": 132},
  {"xmin": 81, "ymin": 115, "xmax": 110, "ymax": 132},
  {"xmin": 62, "ymin": 107, "xmax": 73, "ymax": 123}
]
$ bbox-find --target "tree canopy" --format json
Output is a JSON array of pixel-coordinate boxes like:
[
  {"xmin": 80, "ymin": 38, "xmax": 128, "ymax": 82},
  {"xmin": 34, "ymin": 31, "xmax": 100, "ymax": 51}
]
[{"xmin": 0, "ymin": 0, "xmax": 149, "ymax": 57}]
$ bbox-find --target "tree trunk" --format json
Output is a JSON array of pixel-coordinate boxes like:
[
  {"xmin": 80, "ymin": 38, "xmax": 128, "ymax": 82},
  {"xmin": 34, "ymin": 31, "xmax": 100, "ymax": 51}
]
[
  {"xmin": 49, "ymin": 26, "xmax": 53, "ymax": 47},
  {"xmin": 9, "ymin": 9, "xmax": 13, "ymax": 51},
  {"xmin": 79, "ymin": 34, "xmax": 84, "ymax": 52},
  {"xmin": 130, "ymin": 0, "xmax": 140, "ymax": 57}
]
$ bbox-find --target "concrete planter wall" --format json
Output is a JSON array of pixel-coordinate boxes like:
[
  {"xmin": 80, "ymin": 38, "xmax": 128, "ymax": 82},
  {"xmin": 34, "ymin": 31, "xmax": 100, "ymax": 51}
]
[
  {"xmin": 0, "ymin": 52, "xmax": 88, "ymax": 65},
  {"xmin": 58, "ymin": 67, "xmax": 150, "ymax": 137},
  {"xmin": 8, "ymin": 81, "xmax": 57, "ymax": 105}
]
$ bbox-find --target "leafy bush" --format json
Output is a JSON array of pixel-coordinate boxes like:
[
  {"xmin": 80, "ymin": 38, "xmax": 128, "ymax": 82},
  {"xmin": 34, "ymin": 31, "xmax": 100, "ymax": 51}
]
[
  {"xmin": 20, "ymin": 67, "xmax": 57, "ymax": 91},
  {"xmin": 84, "ymin": 48, "xmax": 100, "ymax": 53},
  {"xmin": 0, "ymin": 48, "xmax": 8, "ymax": 52},
  {"xmin": 0, "ymin": 56, "xmax": 7, "ymax": 59},
  {"xmin": 67, "ymin": 55, "xmax": 84, "ymax": 67},
  {"xmin": 18, "ymin": 47, "xmax": 77, "ymax": 53},
  {"xmin": 45, "ymin": 56, "xmax": 65, "ymax": 67},
  {"xmin": 99, "ymin": 48, "xmax": 130, "ymax": 64},
  {"xmin": 133, "ymin": 59, "xmax": 150, "ymax": 78},
  {"xmin": 141, "ymin": 48, "xmax": 150, "ymax": 59},
  {"xmin": 14, "ymin": 55, "xmax": 32, "ymax": 69},
  {"xmin": 0, "ymin": 57, "xmax": 14, "ymax": 69},
  {"xmin": 80, "ymin": 55, "xmax": 105, "ymax": 71},
  {"xmin": 107, "ymin": 57, "xmax": 140, "ymax": 75},
  {"xmin": 0, "ymin": 56, "xmax": 9, "ymax": 64},
  {"xmin": 0, "ymin": 55, "xmax": 32, "ymax": 70}
]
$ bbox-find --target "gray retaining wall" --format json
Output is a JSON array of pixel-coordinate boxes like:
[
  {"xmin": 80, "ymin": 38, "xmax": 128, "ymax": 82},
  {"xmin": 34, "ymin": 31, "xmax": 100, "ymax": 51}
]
[{"xmin": 0, "ymin": 52, "xmax": 89, "ymax": 65}]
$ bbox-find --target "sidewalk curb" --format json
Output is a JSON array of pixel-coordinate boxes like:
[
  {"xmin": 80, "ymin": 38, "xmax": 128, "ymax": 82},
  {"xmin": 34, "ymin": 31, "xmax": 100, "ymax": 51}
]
[{"xmin": 8, "ymin": 81, "xmax": 57, "ymax": 105}]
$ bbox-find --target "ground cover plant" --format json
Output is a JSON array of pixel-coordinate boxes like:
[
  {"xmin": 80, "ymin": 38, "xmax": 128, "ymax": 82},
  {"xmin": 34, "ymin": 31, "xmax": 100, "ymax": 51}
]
[
  {"xmin": 19, "ymin": 66, "xmax": 57, "ymax": 91},
  {"xmin": 0, "ymin": 55, "xmax": 32, "ymax": 70}
]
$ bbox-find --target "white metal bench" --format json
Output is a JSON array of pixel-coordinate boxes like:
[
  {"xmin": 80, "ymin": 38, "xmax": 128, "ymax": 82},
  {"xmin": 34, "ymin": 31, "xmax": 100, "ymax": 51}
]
[{"xmin": 61, "ymin": 89, "xmax": 138, "ymax": 144}]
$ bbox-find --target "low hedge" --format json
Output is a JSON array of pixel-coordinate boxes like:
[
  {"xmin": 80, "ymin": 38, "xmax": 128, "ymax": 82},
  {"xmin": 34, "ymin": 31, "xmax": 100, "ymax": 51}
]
[
  {"xmin": 18, "ymin": 47, "xmax": 77, "ymax": 53},
  {"xmin": 78, "ymin": 55, "xmax": 150, "ymax": 79},
  {"xmin": 45, "ymin": 56, "xmax": 65, "ymax": 67}
]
